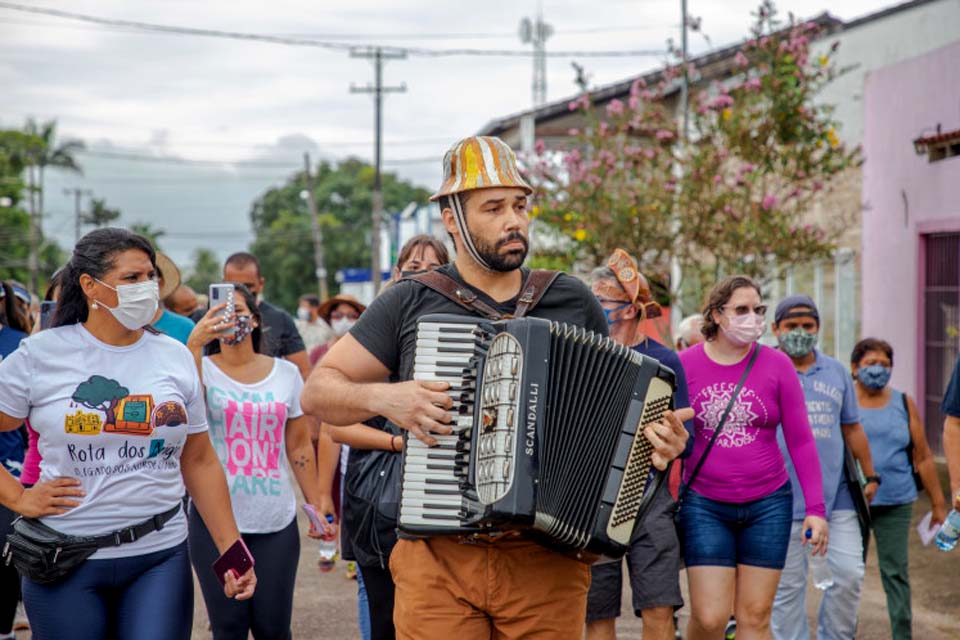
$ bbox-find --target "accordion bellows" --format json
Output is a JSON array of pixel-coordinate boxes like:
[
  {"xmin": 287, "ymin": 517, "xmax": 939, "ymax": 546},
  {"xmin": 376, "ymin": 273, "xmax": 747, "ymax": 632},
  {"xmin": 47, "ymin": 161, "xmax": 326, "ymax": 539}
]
[{"xmin": 398, "ymin": 314, "xmax": 676, "ymax": 560}]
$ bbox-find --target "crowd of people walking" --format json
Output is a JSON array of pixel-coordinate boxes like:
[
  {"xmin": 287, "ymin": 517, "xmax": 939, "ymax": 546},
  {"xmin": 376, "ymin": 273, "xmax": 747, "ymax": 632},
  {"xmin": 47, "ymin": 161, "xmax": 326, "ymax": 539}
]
[{"xmin": 0, "ymin": 135, "xmax": 957, "ymax": 640}]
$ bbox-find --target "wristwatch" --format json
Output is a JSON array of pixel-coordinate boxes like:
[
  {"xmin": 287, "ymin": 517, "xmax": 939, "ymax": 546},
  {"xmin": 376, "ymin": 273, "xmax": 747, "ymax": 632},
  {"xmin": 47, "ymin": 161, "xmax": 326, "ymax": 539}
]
[{"xmin": 864, "ymin": 475, "xmax": 882, "ymax": 486}]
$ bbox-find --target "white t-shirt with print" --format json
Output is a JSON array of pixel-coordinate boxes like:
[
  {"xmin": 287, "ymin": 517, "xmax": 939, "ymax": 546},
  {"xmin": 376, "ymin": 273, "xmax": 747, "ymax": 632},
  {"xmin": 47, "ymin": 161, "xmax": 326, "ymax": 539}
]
[
  {"xmin": 0, "ymin": 324, "xmax": 207, "ymax": 559},
  {"xmin": 202, "ymin": 356, "xmax": 304, "ymax": 534}
]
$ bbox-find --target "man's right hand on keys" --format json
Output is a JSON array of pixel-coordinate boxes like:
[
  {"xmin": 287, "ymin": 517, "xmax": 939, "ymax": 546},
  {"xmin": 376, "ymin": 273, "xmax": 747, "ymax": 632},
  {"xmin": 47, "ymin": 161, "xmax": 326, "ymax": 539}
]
[{"xmin": 376, "ymin": 380, "xmax": 454, "ymax": 446}]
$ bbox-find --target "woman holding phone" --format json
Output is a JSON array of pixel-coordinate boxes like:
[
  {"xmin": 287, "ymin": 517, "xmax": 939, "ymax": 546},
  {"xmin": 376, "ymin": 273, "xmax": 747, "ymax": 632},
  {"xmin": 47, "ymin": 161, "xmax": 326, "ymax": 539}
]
[
  {"xmin": 187, "ymin": 283, "xmax": 324, "ymax": 640},
  {"xmin": 0, "ymin": 228, "xmax": 254, "ymax": 640}
]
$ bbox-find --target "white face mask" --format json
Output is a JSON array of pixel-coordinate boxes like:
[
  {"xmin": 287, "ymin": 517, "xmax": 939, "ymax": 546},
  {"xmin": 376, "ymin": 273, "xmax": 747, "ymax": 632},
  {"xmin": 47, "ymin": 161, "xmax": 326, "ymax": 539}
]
[
  {"xmin": 331, "ymin": 317, "xmax": 355, "ymax": 337},
  {"xmin": 296, "ymin": 307, "xmax": 311, "ymax": 322},
  {"xmin": 93, "ymin": 278, "xmax": 159, "ymax": 330}
]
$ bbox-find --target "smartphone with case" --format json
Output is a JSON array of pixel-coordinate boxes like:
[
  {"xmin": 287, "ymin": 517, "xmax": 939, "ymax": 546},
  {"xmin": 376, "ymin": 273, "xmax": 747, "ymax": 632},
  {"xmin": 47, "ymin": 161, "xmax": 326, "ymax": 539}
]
[
  {"xmin": 39, "ymin": 301, "xmax": 56, "ymax": 330},
  {"xmin": 212, "ymin": 538, "xmax": 255, "ymax": 586},
  {"xmin": 302, "ymin": 504, "xmax": 327, "ymax": 533},
  {"xmin": 208, "ymin": 283, "xmax": 236, "ymax": 336}
]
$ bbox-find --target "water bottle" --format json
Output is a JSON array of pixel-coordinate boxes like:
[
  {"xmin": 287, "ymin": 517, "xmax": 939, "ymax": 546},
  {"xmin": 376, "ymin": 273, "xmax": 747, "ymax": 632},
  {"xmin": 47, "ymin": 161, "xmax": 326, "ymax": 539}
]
[
  {"xmin": 317, "ymin": 514, "xmax": 337, "ymax": 572},
  {"xmin": 806, "ymin": 528, "xmax": 833, "ymax": 590},
  {"xmin": 934, "ymin": 509, "xmax": 960, "ymax": 551}
]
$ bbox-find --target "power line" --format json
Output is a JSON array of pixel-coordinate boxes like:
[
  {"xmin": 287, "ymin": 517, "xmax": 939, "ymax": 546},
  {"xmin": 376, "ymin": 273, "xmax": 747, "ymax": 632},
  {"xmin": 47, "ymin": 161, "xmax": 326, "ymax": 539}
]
[
  {"xmin": 5, "ymin": 17, "xmax": 677, "ymax": 40},
  {"xmin": 75, "ymin": 148, "xmax": 434, "ymax": 167},
  {"xmin": 0, "ymin": 2, "xmax": 666, "ymax": 58},
  {"xmin": 82, "ymin": 136, "xmax": 453, "ymax": 150}
]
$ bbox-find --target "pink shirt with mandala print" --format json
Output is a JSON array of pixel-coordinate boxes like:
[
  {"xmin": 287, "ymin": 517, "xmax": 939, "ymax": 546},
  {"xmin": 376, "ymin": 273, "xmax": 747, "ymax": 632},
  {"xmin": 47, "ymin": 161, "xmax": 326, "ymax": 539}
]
[{"xmin": 679, "ymin": 343, "xmax": 825, "ymax": 517}]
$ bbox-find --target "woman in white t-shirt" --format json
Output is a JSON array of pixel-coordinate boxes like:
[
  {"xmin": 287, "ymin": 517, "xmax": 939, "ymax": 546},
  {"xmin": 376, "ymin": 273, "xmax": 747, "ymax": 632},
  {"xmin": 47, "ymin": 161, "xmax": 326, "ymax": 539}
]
[
  {"xmin": 187, "ymin": 283, "xmax": 323, "ymax": 640},
  {"xmin": 0, "ymin": 228, "xmax": 255, "ymax": 640}
]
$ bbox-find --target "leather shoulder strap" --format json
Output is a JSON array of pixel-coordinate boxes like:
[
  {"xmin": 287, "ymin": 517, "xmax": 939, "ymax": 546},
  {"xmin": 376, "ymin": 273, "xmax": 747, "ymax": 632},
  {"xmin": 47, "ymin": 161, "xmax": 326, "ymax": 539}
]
[
  {"xmin": 405, "ymin": 271, "xmax": 504, "ymax": 320},
  {"xmin": 406, "ymin": 269, "xmax": 561, "ymax": 320},
  {"xmin": 512, "ymin": 270, "xmax": 561, "ymax": 318}
]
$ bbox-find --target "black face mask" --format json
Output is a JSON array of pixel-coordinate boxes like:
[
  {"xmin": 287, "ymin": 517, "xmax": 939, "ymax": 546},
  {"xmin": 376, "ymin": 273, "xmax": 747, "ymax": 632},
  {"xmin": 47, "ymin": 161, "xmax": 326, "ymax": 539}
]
[{"xmin": 400, "ymin": 270, "xmax": 426, "ymax": 278}]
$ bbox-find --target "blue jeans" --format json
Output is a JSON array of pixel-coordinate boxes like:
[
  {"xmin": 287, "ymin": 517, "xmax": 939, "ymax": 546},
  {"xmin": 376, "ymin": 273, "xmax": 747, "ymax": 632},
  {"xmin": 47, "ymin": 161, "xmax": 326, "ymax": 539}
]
[
  {"xmin": 771, "ymin": 510, "xmax": 864, "ymax": 640},
  {"xmin": 22, "ymin": 540, "xmax": 193, "ymax": 640},
  {"xmin": 678, "ymin": 482, "xmax": 793, "ymax": 569},
  {"xmin": 357, "ymin": 565, "xmax": 371, "ymax": 640}
]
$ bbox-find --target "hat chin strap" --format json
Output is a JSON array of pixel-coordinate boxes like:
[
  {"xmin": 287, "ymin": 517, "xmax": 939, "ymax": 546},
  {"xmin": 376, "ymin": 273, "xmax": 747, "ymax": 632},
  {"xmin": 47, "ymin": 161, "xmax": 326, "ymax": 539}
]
[{"xmin": 451, "ymin": 193, "xmax": 494, "ymax": 272}]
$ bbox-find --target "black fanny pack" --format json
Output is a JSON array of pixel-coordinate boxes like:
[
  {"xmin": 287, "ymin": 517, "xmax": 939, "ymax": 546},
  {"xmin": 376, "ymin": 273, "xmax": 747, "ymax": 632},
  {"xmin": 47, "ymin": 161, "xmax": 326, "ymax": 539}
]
[{"xmin": 2, "ymin": 503, "xmax": 180, "ymax": 584}]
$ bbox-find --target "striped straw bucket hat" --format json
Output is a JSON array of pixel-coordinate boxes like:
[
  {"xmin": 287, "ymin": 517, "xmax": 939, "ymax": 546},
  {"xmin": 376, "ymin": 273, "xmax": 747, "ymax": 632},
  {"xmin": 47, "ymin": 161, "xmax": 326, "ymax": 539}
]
[{"xmin": 429, "ymin": 136, "xmax": 532, "ymax": 201}]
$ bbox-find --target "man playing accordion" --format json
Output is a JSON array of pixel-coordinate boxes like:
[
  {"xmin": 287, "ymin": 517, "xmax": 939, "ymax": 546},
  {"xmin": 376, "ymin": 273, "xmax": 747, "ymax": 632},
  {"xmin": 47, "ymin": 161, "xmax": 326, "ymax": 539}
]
[{"xmin": 302, "ymin": 135, "xmax": 691, "ymax": 639}]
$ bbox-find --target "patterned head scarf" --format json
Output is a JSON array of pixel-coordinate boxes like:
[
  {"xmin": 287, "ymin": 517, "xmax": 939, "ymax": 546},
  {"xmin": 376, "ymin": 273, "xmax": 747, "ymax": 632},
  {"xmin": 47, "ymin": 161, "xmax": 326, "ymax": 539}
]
[{"xmin": 594, "ymin": 249, "xmax": 663, "ymax": 320}]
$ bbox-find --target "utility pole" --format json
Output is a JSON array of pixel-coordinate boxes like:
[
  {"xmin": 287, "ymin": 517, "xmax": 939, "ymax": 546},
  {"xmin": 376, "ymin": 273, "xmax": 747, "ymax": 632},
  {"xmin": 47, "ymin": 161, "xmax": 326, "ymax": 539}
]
[
  {"xmin": 519, "ymin": 6, "xmax": 554, "ymax": 107},
  {"xmin": 26, "ymin": 167, "xmax": 39, "ymax": 293},
  {"xmin": 670, "ymin": 0, "xmax": 690, "ymax": 340},
  {"xmin": 680, "ymin": 0, "xmax": 690, "ymax": 143},
  {"xmin": 302, "ymin": 153, "xmax": 329, "ymax": 301},
  {"xmin": 64, "ymin": 187, "xmax": 92, "ymax": 243},
  {"xmin": 350, "ymin": 46, "xmax": 406, "ymax": 295}
]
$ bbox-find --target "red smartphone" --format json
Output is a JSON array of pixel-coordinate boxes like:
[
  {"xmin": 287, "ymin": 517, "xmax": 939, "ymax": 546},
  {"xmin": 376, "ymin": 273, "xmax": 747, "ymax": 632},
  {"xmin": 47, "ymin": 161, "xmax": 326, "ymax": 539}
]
[{"xmin": 212, "ymin": 538, "xmax": 255, "ymax": 587}]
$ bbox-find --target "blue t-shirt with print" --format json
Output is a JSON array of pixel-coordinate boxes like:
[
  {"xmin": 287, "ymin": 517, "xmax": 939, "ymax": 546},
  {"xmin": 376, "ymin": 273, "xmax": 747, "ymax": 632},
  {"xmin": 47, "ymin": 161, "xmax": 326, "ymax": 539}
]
[
  {"xmin": 634, "ymin": 337, "xmax": 694, "ymax": 458},
  {"xmin": 778, "ymin": 350, "xmax": 860, "ymax": 520},
  {"xmin": 0, "ymin": 325, "xmax": 28, "ymax": 476}
]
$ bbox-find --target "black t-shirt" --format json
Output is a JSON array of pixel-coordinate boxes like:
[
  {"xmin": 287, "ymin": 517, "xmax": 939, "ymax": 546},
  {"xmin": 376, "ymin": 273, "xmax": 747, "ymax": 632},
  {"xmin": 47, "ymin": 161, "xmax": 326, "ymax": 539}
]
[
  {"xmin": 258, "ymin": 300, "xmax": 306, "ymax": 358},
  {"xmin": 350, "ymin": 264, "xmax": 608, "ymax": 381}
]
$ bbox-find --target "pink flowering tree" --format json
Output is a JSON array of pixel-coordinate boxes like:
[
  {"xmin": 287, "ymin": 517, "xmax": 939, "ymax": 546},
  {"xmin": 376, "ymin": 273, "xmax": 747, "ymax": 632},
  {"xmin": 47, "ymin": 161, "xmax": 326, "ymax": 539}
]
[{"xmin": 529, "ymin": 1, "xmax": 861, "ymax": 297}]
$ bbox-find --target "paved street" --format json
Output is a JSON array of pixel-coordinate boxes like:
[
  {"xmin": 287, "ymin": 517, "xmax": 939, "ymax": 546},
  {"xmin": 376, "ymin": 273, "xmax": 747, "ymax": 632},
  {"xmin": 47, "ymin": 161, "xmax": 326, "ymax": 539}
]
[
  {"xmin": 13, "ymin": 492, "xmax": 958, "ymax": 639},
  {"xmin": 187, "ymin": 492, "xmax": 956, "ymax": 639}
]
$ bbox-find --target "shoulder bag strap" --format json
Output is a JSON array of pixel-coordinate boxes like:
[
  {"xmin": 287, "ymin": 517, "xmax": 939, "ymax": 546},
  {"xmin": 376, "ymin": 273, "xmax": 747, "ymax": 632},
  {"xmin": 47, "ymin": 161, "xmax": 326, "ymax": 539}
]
[
  {"xmin": 677, "ymin": 344, "xmax": 762, "ymax": 504},
  {"xmin": 406, "ymin": 271, "xmax": 504, "ymax": 320},
  {"xmin": 511, "ymin": 270, "xmax": 561, "ymax": 319},
  {"xmin": 901, "ymin": 391, "xmax": 919, "ymax": 474}
]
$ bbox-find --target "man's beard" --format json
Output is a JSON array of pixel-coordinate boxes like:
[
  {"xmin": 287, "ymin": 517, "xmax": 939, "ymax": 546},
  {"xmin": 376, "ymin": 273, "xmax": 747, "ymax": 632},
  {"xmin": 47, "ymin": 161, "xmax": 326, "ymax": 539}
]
[{"xmin": 470, "ymin": 231, "xmax": 529, "ymax": 272}]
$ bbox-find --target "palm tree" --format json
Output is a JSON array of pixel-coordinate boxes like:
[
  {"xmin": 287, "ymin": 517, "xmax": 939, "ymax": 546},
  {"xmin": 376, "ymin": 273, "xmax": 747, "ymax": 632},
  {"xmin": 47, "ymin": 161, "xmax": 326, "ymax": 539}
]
[
  {"xmin": 82, "ymin": 198, "xmax": 121, "ymax": 228},
  {"xmin": 23, "ymin": 119, "xmax": 85, "ymax": 230},
  {"xmin": 129, "ymin": 222, "xmax": 166, "ymax": 250}
]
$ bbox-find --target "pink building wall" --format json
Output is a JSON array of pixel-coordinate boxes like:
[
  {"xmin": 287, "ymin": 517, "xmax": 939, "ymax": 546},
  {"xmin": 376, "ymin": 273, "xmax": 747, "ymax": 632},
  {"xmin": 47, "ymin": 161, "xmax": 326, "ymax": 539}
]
[{"xmin": 861, "ymin": 40, "xmax": 960, "ymax": 403}]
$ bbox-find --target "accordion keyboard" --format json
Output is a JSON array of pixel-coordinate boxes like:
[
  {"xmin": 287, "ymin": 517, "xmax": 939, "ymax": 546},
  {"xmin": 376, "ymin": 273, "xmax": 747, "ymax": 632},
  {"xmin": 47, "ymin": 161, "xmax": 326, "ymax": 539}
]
[{"xmin": 399, "ymin": 320, "xmax": 481, "ymax": 530}]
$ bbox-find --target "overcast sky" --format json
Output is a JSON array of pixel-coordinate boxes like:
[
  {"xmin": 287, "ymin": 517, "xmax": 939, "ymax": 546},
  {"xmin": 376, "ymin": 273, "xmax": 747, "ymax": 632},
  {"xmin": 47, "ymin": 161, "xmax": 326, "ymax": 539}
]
[{"xmin": 1, "ymin": 0, "xmax": 890, "ymax": 271}]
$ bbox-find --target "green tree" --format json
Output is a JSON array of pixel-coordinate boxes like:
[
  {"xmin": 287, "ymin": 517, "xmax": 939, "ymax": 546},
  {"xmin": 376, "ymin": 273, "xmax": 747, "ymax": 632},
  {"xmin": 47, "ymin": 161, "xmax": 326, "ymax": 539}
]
[
  {"xmin": 530, "ymin": 1, "xmax": 860, "ymax": 299},
  {"xmin": 129, "ymin": 223, "xmax": 166, "ymax": 251},
  {"xmin": 72, "ymin": 375, "xmax": 129, "ymax": 428},
  {"xmin": 249, "ymin": 157, "xmax": 430, "ymax": 311},
  {"xmin": 0, "ymin": 130, "xmax": 64, "ymax": 284},
  {"xmin": 186, "ymin": 248, "xmax": 222, "ymax": 294},
  {"xmin": 83, "ymin": 197, "xmax": 121, "ymax": 228}
]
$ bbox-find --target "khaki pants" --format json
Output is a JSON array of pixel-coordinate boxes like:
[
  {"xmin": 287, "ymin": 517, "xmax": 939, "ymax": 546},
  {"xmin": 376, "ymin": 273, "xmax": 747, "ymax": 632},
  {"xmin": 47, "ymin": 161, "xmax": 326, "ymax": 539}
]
[{"xmin": 390, "ymin": 534, "xmax": 591, "ymax": 639}]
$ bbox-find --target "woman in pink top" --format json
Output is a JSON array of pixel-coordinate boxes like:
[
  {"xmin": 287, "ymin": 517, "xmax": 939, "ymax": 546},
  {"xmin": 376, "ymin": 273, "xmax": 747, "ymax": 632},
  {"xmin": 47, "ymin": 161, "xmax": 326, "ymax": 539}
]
[{"xmin": 677, "ymin": 276, "xmax": 827, "ymax": 640}]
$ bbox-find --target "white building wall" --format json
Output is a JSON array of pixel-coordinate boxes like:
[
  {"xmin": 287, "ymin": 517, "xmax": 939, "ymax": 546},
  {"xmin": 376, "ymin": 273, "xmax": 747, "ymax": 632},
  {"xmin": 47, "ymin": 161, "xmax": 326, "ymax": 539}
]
[{"xmin": 813, "ymin": 0, "xmax": 960, "ymax": 146}]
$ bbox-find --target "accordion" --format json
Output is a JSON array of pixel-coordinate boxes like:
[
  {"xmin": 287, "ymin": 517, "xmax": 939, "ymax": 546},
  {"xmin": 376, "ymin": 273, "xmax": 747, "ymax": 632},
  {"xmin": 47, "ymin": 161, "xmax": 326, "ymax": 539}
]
[{"xmin": 398, "ymin": 314, "xmax": 676, "ymax": 559}]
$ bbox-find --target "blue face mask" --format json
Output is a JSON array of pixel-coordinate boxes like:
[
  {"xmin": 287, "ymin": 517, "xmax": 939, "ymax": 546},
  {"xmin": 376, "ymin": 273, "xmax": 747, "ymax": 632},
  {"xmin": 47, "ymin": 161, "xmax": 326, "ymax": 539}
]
[
  {"xmin": 857, "ymin": 364, "xmax": 891, "ymax": 390},
  {"xmin": 603, "ymin": 302, "xmax": 631, "ymax": 326}
]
